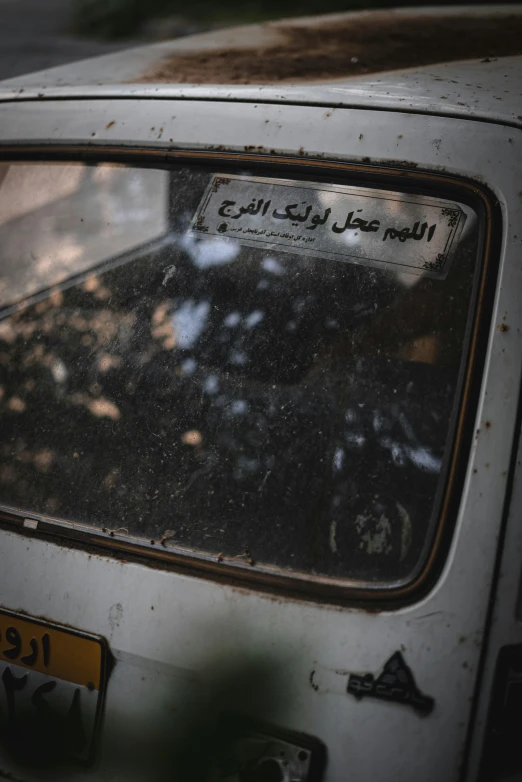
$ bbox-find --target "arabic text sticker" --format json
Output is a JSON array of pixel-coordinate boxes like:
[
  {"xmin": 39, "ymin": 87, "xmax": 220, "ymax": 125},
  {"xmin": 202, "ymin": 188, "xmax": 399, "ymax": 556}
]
[{"xmin": 190, "ymin": 175, "xmax": 467, "ymax": 279}]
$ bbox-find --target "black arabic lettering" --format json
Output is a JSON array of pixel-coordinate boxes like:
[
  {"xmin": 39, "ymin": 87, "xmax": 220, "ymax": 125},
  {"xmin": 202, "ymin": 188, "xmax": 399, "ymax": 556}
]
[
  {"xmin": 332, "ymin": 209, "xmax": 370, "ymax": 234},
  {"xmin": 287, "ymin": 203, "xmax": 313, "ymax": 223},
  {"xmin": 1, "ymin": 629, "xmax": 50, "ymax": 667},
  {"xmin": 410, "ymin": 222, "xmax": 427, "ymax": 241},
  {"xmin": 383, "ymin": 222, "xmax": 437, "ymax": 242},
  {"xmin": 32, "ymin": 679, "xmax": 57, "ymax": 713},
  {"xmin": 217, "ymin": 200, "xmax": 240, "ymax": 219},
  {"xmin": 219, "ymin": 198, "xmax": 272, "ymax": 220},
  {"xmin": 382, "ymin": 227, "xmax": 409, "ymax": 242},
  {"xmin": 306, "ymin": 208, "xmax": 332, "ymax": 230},
  {"xmin": 241, "ymin": 198, "xmax": 265, "ymax": 217},
  {"xmin": 272, "ymin": 203, "xmax": 298, "ymax": 220},
  {"xmin": 3, "ymin": 627, "xmax": 22, "ymax": 660},
  {"xmin": 20, "ymin": 637, "xmax": 38, "ymax": 667},
  {"xmin": 67, "ymin": 688, "xmax": 87, "ymax": 754},
  {"xmin": 2, "ymin": 667, "xmax": 28, "ymax": 731},
  {"xmin": 364, "ymin": 219, "xmax": 381, "ymax": 233}
]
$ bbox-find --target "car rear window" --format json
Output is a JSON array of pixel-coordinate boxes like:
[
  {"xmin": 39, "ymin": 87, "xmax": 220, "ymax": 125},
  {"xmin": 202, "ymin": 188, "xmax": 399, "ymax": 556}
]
[{"xmin": 0, "ymin": 160, "xmax": 482, "ymax": 588}]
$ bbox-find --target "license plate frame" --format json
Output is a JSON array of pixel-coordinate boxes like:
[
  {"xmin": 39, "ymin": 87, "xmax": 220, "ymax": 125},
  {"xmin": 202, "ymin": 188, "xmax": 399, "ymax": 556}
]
[{"xmin": 0, "ymin": 606, "xmax": 110, "ymax": 765}]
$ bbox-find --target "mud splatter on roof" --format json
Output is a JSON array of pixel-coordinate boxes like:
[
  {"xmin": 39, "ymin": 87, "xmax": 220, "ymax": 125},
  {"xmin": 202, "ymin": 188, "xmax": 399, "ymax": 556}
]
[{"xmin": 139, "ymin": 12, "xmax": 522, "ymax": 85}]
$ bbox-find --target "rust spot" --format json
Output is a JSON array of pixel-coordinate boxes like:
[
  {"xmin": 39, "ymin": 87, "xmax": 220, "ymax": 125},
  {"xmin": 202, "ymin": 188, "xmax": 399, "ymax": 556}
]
[
  {"xmin": 136, "ymin": 13, "xmax": 522, "ymax": 85},
  {"xmin": 498, "ymin": 322, "xmax": 510, "ymax": 332},
  {"xmin": 485, "ymin": 421, "xmax": 492, "ymax": 429},
  {"xmin": 105, "ymin": 120, "xmax": 116, "ymax": 130}
]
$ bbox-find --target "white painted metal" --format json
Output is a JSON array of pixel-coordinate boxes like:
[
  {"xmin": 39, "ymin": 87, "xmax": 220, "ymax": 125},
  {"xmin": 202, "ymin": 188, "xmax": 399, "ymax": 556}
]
[
  {"xmin": 0, "ymin": 60, "xmax": 521, "ymax": 782},
  {"xmin": 465, "ymin": 425, "xmax": 522, "ymax": 779}
]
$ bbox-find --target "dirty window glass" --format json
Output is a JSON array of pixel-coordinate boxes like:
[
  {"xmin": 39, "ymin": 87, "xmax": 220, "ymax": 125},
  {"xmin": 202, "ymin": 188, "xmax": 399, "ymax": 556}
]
[{"xmin": 0, "ymin": 161, "xmax": 481, "ymax": 585}]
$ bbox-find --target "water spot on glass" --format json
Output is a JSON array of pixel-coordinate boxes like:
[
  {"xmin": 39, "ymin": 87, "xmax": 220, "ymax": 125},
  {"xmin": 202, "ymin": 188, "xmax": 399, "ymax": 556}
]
[
  {"xmin": 223, "ymin": 311, "xmax": 241, "ymax": 329},
  {"xmin": 230, "ymin": 400, "xmax": 248, "ymax": 416},
  {"xmin": 203, "ymin": 374, "xmax": 219, "ymax": 394},
  {"xmin": 172, "ymin": 299, "xmax": 210, "ymax": 348},
  {"xmin": 180, "ymin": 357, "xmax": 197, "ymax": 375},
  {"xmin": 262, "ymin": 256, "xmax": 284, "ymax": 275},
  {"xmin": 180, "ymin": 234, "xmax": 239, "ymax": 269},
  {"xmin": 51, "ymin": 358, "xmax": 68, "ymax": 383},
  {"xmin": 333, "ymin": 447, "xmax": 344, "ymax": 472},
  {"xmin": 229, "ymin": 350, "xmax": 247, "ymax": 366},
  {"xmin": 245, "ymin": 310, "xmax": 264, "ymax": 329}
]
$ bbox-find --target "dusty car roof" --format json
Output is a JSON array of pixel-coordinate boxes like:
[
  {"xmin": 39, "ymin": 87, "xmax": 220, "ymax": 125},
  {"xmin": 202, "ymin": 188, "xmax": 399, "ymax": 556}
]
[{"xmin": 1, "ymin": 5, "xmax": 521, "ymax": 128}]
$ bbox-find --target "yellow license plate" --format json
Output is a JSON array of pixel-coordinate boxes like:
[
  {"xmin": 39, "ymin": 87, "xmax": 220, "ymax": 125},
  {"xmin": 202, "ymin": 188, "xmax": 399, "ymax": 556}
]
[{"xmin": 0, "ymin": 607, "xmax": 109, "ymax": 764}]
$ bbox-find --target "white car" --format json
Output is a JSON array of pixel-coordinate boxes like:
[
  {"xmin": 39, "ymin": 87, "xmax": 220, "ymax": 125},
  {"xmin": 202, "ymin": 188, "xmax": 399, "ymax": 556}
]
[{"xmin": 0, "ymin": 5, "xmax": 521, "ymax": 780}]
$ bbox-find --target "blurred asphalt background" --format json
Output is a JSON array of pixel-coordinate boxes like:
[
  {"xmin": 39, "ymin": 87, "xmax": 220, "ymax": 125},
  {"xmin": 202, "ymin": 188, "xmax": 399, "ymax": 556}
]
[{"xmin": 0, "ymin": 0, "xmax": 134, "ymax": 79}]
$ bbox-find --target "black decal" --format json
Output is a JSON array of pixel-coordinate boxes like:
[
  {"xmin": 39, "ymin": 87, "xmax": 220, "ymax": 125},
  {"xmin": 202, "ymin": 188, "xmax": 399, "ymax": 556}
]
[{"xmin": 347, "ymin": 651, "xmax": 434, "ymax": 715}]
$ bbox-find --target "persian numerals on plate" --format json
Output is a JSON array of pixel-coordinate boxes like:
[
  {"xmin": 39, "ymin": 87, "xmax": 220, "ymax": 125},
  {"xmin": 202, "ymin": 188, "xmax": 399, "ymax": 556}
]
[{"xmin": 0, "ymin": 608, "xmax": 108, "ymax": 764}]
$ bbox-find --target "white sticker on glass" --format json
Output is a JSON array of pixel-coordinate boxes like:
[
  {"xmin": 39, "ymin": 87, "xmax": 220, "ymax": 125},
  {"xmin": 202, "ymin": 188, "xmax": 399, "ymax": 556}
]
[{"xmin": 190, "ymin": 174, "xmax": 467, "ymax": 279}]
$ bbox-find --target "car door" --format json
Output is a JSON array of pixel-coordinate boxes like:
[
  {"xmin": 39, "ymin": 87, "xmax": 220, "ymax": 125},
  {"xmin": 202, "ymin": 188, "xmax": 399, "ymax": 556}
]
[{"xmin": 0, "ymin": 97, "xmax": 520, "ymax": 782}]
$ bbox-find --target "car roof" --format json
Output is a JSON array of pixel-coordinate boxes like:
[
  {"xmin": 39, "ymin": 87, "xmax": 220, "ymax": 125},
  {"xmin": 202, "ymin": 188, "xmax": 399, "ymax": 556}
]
[{"xmin": 1, "ymin": 4, "xmax": 522, "ymax": 129}]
